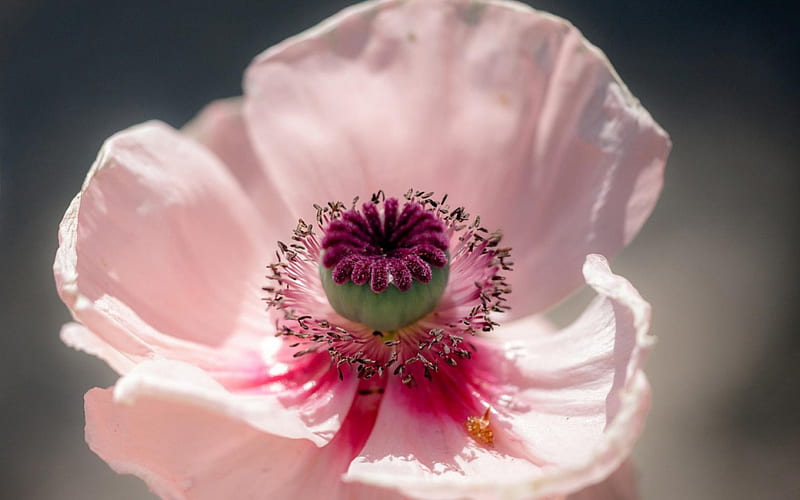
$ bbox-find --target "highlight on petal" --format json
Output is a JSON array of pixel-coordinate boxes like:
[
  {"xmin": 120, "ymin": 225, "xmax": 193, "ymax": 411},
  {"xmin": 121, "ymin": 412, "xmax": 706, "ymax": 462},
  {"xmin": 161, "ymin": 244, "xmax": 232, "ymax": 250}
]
[
  {"xmin": 54, "ymin": 121, "xmax": 269, "ymax": 372},
  {"xmin": 110, "ymin": 359, "xmax": 357, "ymax": 446},
  {"xmin": 345, "ymin": 254, "xmax": 653, "ymax": 499},
  {"xmin": 345, "ymin": 377, "xmax": 544, "ymax": 500},
  {"xmin": 58, "ymin": 1, "xmax": 667, "ymax": 498},
  {"xmin": 86, "ymin": 385, "xmax": 318, "ymax": 500},
  {"xmin": 244, "ymin": 0, "xmax": 670, "ymax": 317},
  {"xmin": 87, "ymin": 366, "xmax": 399, "ymax": 500},
  {"xmin": 60, "ymin": 322, "xmax": 135, "ymax": 374}
]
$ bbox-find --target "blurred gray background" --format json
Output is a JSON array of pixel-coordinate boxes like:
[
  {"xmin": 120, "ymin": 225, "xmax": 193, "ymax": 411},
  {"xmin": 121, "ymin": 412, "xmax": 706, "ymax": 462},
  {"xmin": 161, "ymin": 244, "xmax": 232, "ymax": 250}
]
[{"xmin": 1, "ymin": 0, "xmax": 798, "ymax": 498}]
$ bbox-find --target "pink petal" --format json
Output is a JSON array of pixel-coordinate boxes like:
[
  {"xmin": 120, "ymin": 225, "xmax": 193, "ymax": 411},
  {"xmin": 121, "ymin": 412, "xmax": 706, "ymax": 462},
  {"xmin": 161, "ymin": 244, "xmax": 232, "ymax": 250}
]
[
  {"xmin": 109, "ymin": 358, "xmax": 357, "ymax": 446},
  {"xmin": 87, "ymin": 370, "xmax": 397, "ymax": 500},
  {"xmin": 490, "ymin": 313, "xmax": 557, "ymax": 341},
  {"xmin": 347, "ymin": 255, "xmax": 652, "ymax": 499},
  {"xmin": 479, "ymin": 254, "xmax": 652, "ymax": 497},
  {"xmin": 183, "ymin": 97, "xmax": 295, "ymax": 234},
  {"xmin": 243, "ymin": 0, "xmax": 670, "ymax": 316},
  {"xmin": 54, "ymin": 121, "xmax": 270, "ymax": 371},
  {"xmin": 87, "ymin": 386, "xmax": 317, "ymax": 500},
  {"xmin": 60, "ymin": 322, "xmax": 135, "ymax": 374},
  {"xmin": 345, "ymin": 376, "xmax": 543, "ymax": 500}
]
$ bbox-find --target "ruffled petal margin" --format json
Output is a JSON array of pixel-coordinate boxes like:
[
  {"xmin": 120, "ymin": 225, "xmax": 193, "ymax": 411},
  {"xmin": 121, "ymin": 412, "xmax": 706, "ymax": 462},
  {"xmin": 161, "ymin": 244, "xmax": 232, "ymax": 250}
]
[
  {"xmin": 344, "ymin": 255, "xmax": 652, "ymax": 499},
  {"xmin": 87, "ymin": 383, "xmax": 318, "ymax": 500},
  {"xmin": 567, "ymin": 460, "xmax": 639, "ymax": 500},
  {"xmin": 112, "ymin": 359, "xmax": 357, "ymax": 445},
  {"xmin": 86, "ymin": 362, "xmax": 397, "ymax": 500}
]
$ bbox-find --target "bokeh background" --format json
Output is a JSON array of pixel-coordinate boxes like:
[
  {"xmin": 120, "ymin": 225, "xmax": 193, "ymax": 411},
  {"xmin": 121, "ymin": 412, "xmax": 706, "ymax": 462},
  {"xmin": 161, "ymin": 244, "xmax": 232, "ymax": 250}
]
[{"xmin": 1, "ymin": 0, "xmax": 798, "ymax": 498}]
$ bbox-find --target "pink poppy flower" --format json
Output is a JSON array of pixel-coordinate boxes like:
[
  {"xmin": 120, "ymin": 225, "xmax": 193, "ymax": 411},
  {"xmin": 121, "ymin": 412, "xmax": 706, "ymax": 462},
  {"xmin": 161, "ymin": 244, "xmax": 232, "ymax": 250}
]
[{"xmin": 55, "ymin": 1, "xmax": 669, "ymax": 499}]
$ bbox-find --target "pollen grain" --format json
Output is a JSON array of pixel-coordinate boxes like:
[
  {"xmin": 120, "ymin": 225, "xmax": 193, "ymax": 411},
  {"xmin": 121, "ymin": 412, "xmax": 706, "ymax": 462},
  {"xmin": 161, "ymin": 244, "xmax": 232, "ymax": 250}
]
[{"xmin": 465, "ymin": 407, "xmax": 494, "ymax": 446}]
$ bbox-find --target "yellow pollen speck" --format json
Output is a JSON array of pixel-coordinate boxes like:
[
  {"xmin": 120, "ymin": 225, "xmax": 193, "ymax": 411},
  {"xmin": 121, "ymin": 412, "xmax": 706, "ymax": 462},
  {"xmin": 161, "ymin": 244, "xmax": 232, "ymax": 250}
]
[
  {"xmin": 498, "ymin": 92, "xmax": 510, "ymax": 107},
  {"xmin": 465, "ymin": 407, "xmax": 494, "ymax": 446}
]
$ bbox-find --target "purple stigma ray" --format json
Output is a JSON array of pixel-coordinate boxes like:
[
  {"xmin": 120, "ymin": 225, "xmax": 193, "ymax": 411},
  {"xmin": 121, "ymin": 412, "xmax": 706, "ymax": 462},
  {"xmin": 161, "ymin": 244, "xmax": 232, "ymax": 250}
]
[
  {"xmin": 321, "ymin": 198, "xmax": 449, "ymax": 293},
  {"xmin": 264, "ymin": 190, "xmax": 513, "ymax": 386}
]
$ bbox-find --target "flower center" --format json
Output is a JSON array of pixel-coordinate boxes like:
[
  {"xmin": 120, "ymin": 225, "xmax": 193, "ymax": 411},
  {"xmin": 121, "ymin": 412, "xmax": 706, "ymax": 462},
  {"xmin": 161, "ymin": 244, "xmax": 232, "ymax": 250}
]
[
  {"xmin": 263, "ymin": 190, "xmax": 512, "ymax": 385},
  {"xmin": 319, "ymin": 195, "xmax": 450, "ymax": 331}
]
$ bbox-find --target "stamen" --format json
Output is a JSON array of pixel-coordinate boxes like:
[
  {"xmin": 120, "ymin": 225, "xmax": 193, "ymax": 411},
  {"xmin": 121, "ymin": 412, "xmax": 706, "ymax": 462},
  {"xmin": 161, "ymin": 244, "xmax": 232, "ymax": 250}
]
[
  {"xmin": 262, "ymin": 190, "xmax": 513, "ymax": 385},
  {"xmin": 465, "ymin": 407, "xmax": 494, "ymax": 446}
]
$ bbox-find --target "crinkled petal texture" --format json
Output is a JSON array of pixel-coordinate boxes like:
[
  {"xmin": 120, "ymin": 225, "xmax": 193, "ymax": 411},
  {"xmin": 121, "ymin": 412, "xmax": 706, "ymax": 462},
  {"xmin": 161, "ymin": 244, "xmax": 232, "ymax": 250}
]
[
  {"xmin": 55, "ymin": 122, "xmax": 358, "ymax": 446},
  {"xmin": 81, "ymin": 255, "xmax": 650, "ymax": 500},
  {"xmin": 85, "ymin": 361, "xmax": 384, "ymax": 500},
  {"xmin": 345, "ymin": 255, "xmax": 653, "ymax": 499},
  {"xmin": 55, "ymin": 120, "xmax": 269, "ymax": 365},
  {"xmin": 58, "ymin": 0, "xmax": 664, "ymax": 498},
  {"xmin": 244, "ymin": 0, "xmax": 670, "ymax": 318}
]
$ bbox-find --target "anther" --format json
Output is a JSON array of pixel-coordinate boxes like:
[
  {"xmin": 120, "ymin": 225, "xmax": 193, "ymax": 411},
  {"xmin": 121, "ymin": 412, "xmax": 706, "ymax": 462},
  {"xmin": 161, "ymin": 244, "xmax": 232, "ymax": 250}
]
[
  {"xmin": 465, "ymin": 407, "xmax": 494, "ymax": 446},
  {"xmin": 263, "ymin": 190, "xmax": 512, "ymax": 384}
]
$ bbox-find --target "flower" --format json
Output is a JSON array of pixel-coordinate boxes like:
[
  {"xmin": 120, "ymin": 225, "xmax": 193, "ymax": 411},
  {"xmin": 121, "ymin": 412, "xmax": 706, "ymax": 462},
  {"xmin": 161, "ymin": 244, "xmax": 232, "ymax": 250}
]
[{"xmin": 54, "ymin": 0, "xmax": 669, "ymax": 499}]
